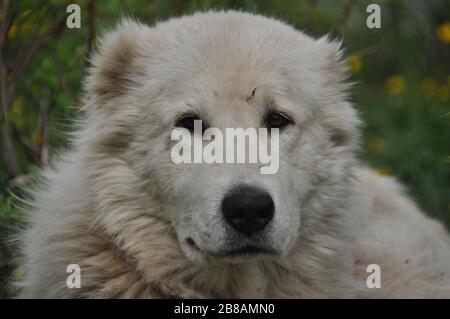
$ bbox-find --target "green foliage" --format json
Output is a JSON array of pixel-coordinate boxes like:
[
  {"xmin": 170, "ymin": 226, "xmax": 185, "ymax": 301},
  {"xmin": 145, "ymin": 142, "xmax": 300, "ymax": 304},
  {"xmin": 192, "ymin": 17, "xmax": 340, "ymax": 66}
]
[
  {"xmin": 0, "ymin": 194, "xmax": 21, "ymax": 298},
  {"xmin": 0, "ymin": 0, "xmax": 449, "ymax": 298}
]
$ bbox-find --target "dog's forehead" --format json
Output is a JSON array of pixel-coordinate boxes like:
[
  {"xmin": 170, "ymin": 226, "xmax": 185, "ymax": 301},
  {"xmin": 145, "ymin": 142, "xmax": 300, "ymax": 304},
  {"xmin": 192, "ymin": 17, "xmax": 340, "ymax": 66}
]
[
  {"xmin": 147, "ymin": 15, "xmax": 313, "ymax": 93},
  {"xmin": 135, "ymin": 13, "xmax": 336, "ymax": 124},
  {"xmin": 156, "ymin": 48, "xmax": 293, "ymax": 111}
]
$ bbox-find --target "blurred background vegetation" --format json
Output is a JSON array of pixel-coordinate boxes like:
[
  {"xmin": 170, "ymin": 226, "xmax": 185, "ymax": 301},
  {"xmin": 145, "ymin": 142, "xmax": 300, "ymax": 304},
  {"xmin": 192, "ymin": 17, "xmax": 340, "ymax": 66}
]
[{"xmin": 0, "ymin": 0, "xmax": 449, "ymax": 298}]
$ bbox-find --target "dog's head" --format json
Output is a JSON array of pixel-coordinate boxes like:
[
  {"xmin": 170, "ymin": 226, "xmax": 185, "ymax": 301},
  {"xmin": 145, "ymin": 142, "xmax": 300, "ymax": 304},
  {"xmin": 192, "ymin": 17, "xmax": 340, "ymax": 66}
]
[{"xmin": 84, "ymin": 12, "xmax": 360, "ymax": 265}]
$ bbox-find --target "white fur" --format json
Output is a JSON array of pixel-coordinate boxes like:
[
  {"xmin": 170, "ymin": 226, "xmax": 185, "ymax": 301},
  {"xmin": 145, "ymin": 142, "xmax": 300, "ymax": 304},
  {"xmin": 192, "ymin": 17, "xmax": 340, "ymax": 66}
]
[{"xmin": 18, "ymin": 11, "xmax": 450, "ymax": 298}]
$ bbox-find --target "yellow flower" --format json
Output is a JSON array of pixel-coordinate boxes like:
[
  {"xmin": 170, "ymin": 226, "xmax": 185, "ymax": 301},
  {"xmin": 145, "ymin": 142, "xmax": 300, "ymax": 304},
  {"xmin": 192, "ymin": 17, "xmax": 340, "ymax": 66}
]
[
  {"xmin": 437, "ymin": 85, "xmax": 449, "ymax": 101},
  {"xmin": 12, "ymin": 97, "xmax": 25, "ymax": 116},
  {"xmin": 420, "ymin": 77, "xmax": 436, "ymax": 97},
  {"xmin": 437, "ymin": 22, "xmax": 450, "ymax": 44},
  {"xmin": 386, "ymin": 75, "xmax": 405, "ymax": 95},
  {"xmin": 375, "ymin": 167, "xmax": 391, "ymax": 176},
  {"xmin": 347, "ymin": 55, "xmax": 362, "ymax": 74},
  {"xmin": 20, "ymin": 9, "xmax": 32, "ymax": 18},
  {"xmin": 370, "ymin": 138, "xmax": 385, "ymax": 154},
  {"xmin": 32, "ymin": 131, "xmax": 43, "ymax": 146},
  {"xmin": 7, "ymin": 24, "xmax": 16, "ymax": 39}
]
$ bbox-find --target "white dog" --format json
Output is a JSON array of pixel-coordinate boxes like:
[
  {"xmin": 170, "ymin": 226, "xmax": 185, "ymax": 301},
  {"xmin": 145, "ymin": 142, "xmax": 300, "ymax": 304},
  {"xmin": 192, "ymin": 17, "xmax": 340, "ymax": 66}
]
[{"xmin": 19, "ymin": 11, "xmax": 450, "ymax": 298}]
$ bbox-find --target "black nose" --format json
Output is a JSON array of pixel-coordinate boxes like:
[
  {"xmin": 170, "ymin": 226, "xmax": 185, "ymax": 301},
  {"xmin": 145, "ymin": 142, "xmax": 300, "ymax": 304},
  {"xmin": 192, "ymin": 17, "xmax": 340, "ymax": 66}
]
[{"xmin": 221, "ymin": 186, "xmax": 274, "ymax": 237}]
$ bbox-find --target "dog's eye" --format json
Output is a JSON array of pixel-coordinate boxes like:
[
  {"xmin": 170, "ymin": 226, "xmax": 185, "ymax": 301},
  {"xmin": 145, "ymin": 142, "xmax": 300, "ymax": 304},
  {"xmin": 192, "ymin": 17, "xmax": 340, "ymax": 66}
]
[
  {"xmin": 175, "ymin": 114, "xmax": 200, "ymax": 131},
  {"xmin": 265, "ymin": 112, "xmax": 292, "ymax": 129}
]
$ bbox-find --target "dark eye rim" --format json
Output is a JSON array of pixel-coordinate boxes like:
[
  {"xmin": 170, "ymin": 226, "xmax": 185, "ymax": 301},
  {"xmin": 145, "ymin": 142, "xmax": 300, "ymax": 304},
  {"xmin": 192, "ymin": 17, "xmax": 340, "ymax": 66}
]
[
  {"xmin": 175, "ymin": 113, "xmax": 205, "ymax": 131},
  {"xmin": 265, "ymin": 111, "xmax": 293, "ymax": 129}
]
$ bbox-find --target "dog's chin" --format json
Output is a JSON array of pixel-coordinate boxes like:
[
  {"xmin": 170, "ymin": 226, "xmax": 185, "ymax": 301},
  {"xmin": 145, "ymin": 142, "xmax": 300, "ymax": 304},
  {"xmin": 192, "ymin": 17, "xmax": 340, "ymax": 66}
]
[{"xmin": 180, "ymin": 237, "xmax": 281, "ymax": 265}]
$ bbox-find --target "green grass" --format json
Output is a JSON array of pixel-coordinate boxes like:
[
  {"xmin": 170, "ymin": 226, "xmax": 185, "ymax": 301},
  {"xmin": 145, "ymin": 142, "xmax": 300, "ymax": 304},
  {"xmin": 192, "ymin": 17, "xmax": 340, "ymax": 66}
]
[
  {"xmin": 356, "ymin": 80, "xmax": 450, "ymax": 228},
  {"xmin": 0, "ymin": 195, "xmax": 22, "ymax": 298}
]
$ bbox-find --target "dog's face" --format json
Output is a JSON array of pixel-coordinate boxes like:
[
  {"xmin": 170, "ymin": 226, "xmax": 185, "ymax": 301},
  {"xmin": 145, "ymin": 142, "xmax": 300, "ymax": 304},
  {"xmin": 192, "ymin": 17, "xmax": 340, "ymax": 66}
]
[{"xmin": 86, "ymin": 12, "xmax": 360, "ymax": 265}]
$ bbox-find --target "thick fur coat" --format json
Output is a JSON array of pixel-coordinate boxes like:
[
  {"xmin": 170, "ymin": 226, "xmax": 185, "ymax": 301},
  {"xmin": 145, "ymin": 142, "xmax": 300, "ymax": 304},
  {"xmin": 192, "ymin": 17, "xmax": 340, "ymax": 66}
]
[{"xmin": 19, "ymin": 11, "xmax": 450, "ymax": 298}]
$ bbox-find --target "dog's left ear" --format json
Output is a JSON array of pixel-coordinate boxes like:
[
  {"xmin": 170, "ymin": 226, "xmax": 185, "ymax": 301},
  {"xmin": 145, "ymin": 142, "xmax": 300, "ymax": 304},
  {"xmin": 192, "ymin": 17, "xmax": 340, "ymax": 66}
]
[
  {"xmin": 315, "ymin": 36, "xmax": 361, "ymax": 148},
  {"xmin": 85, "ymin": 18, "xmax": 150, "ymax": 106}
]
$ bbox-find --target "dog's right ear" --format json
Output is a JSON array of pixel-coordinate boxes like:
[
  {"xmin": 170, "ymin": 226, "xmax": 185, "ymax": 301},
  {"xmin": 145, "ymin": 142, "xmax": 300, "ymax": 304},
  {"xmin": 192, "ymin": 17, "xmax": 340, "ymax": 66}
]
[{"xmin": 85, "ymin": 18, "xmax": 149, "ymax": 105}]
